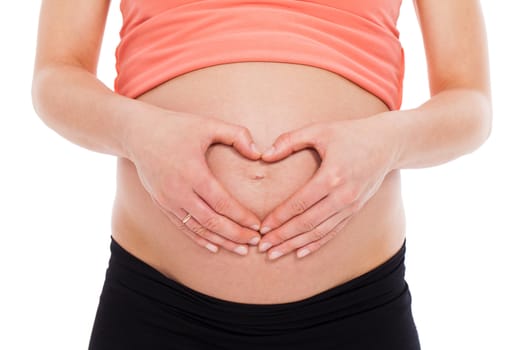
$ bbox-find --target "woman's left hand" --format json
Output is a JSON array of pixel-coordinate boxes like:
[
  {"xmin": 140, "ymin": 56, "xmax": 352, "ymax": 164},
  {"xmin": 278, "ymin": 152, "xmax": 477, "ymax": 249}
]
[{"xmin": 257, "ymin": 113, "xmax": 401, "ymax": 260}]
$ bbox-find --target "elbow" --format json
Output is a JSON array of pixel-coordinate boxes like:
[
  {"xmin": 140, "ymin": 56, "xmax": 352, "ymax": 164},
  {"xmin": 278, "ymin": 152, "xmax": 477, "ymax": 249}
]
[
  {"xmin": 31, "ymin": 67, "xmax": 50, "ymax": 123},
  {"xmin": 477, "ymin": 91, "xmax": 493, "ymax": 145},
  {"xmin": 31, "ymin": 65, "xmax": 65, "ymax": 129},
  {"xmin": 31, "ymin": 72, "xmax": 40, "ymax": 117},
  {"xmin": 468, "ymin": 90, "xmax": 492, "ymax": 152}
]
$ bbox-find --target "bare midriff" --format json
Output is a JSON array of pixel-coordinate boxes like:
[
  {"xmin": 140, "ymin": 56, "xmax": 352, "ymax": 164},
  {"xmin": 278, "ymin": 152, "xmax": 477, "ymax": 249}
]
[{"xmin": 111, "ymin": 62, "xmax": 406, "ymax": 304}]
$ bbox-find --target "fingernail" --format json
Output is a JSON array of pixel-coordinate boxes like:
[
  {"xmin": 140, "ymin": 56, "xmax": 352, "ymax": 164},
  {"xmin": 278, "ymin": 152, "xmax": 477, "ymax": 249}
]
[
  {"xmin": 251, "ymin": 224, "xmax": 260, "ymax": 231},
  {"xmin": 259, "ymin": 242, "xmax": 273, "ymax": 253},
  {"xmin": 263, "ymin": 146, "xmax": 276, "ymax": 157},
  {"xmin": 297, "ymin": 249, "xmax": 310, "ymax": 258},
  {"xmin": 234, "ymin": 246, "xmax": 248, "ymax": 256},
  {"xmin": 269, "ymin": 251, "xmax": 283, "ymax": 260},
  {"xmin": 259, "ymin": 242, "xmax": 272, "ymax": 252},
  {"xmin": 206, "ymin": 243, "xmax": 218, "ymax": 253},
  {"xmin": 249, "ymin": 236, "xmax": 260, "ymax": 245},
  {"xmin": 260, "ymin": 226, "xmax": 271, "ymax": 234},
  {"xmin": 250, "ymin": 143, "xmax": 261, "ymax": 155}
]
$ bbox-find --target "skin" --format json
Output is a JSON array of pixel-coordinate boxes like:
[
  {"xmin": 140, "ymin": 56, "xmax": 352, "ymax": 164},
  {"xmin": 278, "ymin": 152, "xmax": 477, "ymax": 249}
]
[
  {"xmin": 32, "ymin": 0, "xmax": 263, "ymax": 255},
  {"xmin": 32, "ymin": 0, "xmax": 491, "ymax": 262},
  {"xmin": 256, "ymin": 0, "xmax": 492, "ymax": 259}
]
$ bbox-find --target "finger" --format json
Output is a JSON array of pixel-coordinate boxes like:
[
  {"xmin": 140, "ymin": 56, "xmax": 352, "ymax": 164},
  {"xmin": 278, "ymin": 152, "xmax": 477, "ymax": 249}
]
[
  {"xmin": 152, "ymin": 196, "xmax": 251, "ymax": 256},
  {"xmin": 258, "ymin": 193, "xmax": 343, "ymax": 252},
  {"xmin": 150, "ymin": 195, "xmax": 220, "ymax": 253},
  {"xmin": 209, "ymin": 122, "xmax": 261, "ymax": 160},
  {"xmin": 259, "ymin": 170, "xmax": 330, "ymax": 234},
  {"xmin": 266, "ymin": 210, "xmax": 353, "ymax": 260},
  {"xmin": 262, "ymin": 124, "xmax": 322, "ymax": 162},
  {"xmin": 178, "ymin": 210, "xmax": 252, "ymax": 256},
  {"xmin": 186, "ymin": 192, "xmax": 261, "ymax": 246},
  {"xmin": 295, "ymin": 216, "xmax": 352, "ymax": 259},
  {"xmin": 193, "ymin": 167, "xmax": 261, "ymax": 231}
]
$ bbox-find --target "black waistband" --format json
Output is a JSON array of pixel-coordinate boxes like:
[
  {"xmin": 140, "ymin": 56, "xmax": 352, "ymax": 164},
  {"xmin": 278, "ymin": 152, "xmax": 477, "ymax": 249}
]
[{"xmin": 106, "ymin": 237, "xmax": 407, "ymax": 333}]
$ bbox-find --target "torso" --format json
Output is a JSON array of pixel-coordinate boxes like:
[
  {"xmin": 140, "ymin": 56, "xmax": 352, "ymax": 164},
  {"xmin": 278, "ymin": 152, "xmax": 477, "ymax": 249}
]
[{"xmin": 111, "ymin": 61, "xmax": 406, "ymax": 304}]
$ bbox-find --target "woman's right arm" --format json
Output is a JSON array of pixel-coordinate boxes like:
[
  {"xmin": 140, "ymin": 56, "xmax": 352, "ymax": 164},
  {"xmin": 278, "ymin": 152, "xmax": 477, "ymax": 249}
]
[{"xmin": 31, "ymin": 0, "xmax": 262, "ymax": 254}]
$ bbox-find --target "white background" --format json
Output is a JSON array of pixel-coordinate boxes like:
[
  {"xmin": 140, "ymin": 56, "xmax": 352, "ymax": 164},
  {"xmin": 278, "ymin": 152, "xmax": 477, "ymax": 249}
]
[{"xmin": 1, "ymin": 1, "xmax": 523, "ymax": 349}]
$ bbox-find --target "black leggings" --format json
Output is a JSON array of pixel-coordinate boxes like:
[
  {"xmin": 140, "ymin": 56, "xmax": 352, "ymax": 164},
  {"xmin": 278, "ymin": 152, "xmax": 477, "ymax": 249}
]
[{"xmin": 89, "ymin": 238, "xmax": 420, "ymax": 349}]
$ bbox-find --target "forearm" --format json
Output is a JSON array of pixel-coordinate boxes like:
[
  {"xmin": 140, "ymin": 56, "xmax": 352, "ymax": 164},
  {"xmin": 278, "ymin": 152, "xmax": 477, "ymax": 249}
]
[
  {"xmin": 31, "ymin": 63, "xmax": 161, "ymax": 159},
  {"xmin": 385, "ymin": 89, "xmax": 492, "ymax": 170}
]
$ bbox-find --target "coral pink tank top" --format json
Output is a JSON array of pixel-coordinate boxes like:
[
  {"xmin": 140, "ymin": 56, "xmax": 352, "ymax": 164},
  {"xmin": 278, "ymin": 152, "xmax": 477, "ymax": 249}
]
[{"xmin": 115, "ymin": 0, "xmax": 405, "ymax": 110}]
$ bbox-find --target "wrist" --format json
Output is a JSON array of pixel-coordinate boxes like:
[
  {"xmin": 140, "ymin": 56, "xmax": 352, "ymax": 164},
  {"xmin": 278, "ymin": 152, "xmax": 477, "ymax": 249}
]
[
  {"xmin": 117, "ymin": 99, "xmax": 170, "ymax": 161},
  {"xmin": 368, "ymin": 111, "xmax": 408, "ymax": 171}
]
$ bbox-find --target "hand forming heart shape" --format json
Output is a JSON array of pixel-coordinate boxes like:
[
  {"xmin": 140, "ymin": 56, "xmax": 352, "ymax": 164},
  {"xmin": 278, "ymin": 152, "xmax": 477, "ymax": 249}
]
[{"xmin": 206, "ymin": 113, "xmax": 401, "ymax": 260}]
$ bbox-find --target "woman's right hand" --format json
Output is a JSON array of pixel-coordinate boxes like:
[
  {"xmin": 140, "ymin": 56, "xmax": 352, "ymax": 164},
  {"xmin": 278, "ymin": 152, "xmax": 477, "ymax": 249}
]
[{"xmin": 124, "ymin": 109, "xmax": 263, "ymax": 256}]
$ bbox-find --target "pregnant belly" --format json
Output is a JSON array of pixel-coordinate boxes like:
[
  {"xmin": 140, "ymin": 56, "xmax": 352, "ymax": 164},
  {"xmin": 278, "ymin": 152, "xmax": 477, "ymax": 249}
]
[{"xmin": 111, "ymin": 62, "xmax": 406, "ymax": 304}]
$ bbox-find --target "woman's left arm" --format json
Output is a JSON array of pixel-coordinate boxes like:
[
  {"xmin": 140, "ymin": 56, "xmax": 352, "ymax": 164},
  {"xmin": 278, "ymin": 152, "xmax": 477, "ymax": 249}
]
[
  {"xmin": 392, "ymin": 0, "xmax": 492, "ymax": 169},
  {"xmin": 257, "ymin": 0, "xmax": 492, "ymax": 259}
]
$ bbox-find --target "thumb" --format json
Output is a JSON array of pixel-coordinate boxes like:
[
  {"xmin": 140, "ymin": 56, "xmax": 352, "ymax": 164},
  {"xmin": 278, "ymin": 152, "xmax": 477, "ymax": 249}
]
[
  {"xmin": 209, "ymin": 122, "xmax": 261, "ymax": 160},
  {"xmin": 262, "ymin": 125, "xmax": 319, "ymax": 162}
]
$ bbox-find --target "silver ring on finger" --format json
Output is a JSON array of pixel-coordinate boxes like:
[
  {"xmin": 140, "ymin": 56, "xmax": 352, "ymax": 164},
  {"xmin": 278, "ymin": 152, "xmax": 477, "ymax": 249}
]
[{"xmin": 182, "ymin": 213, "xmax": 192, "ymax": 225}]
